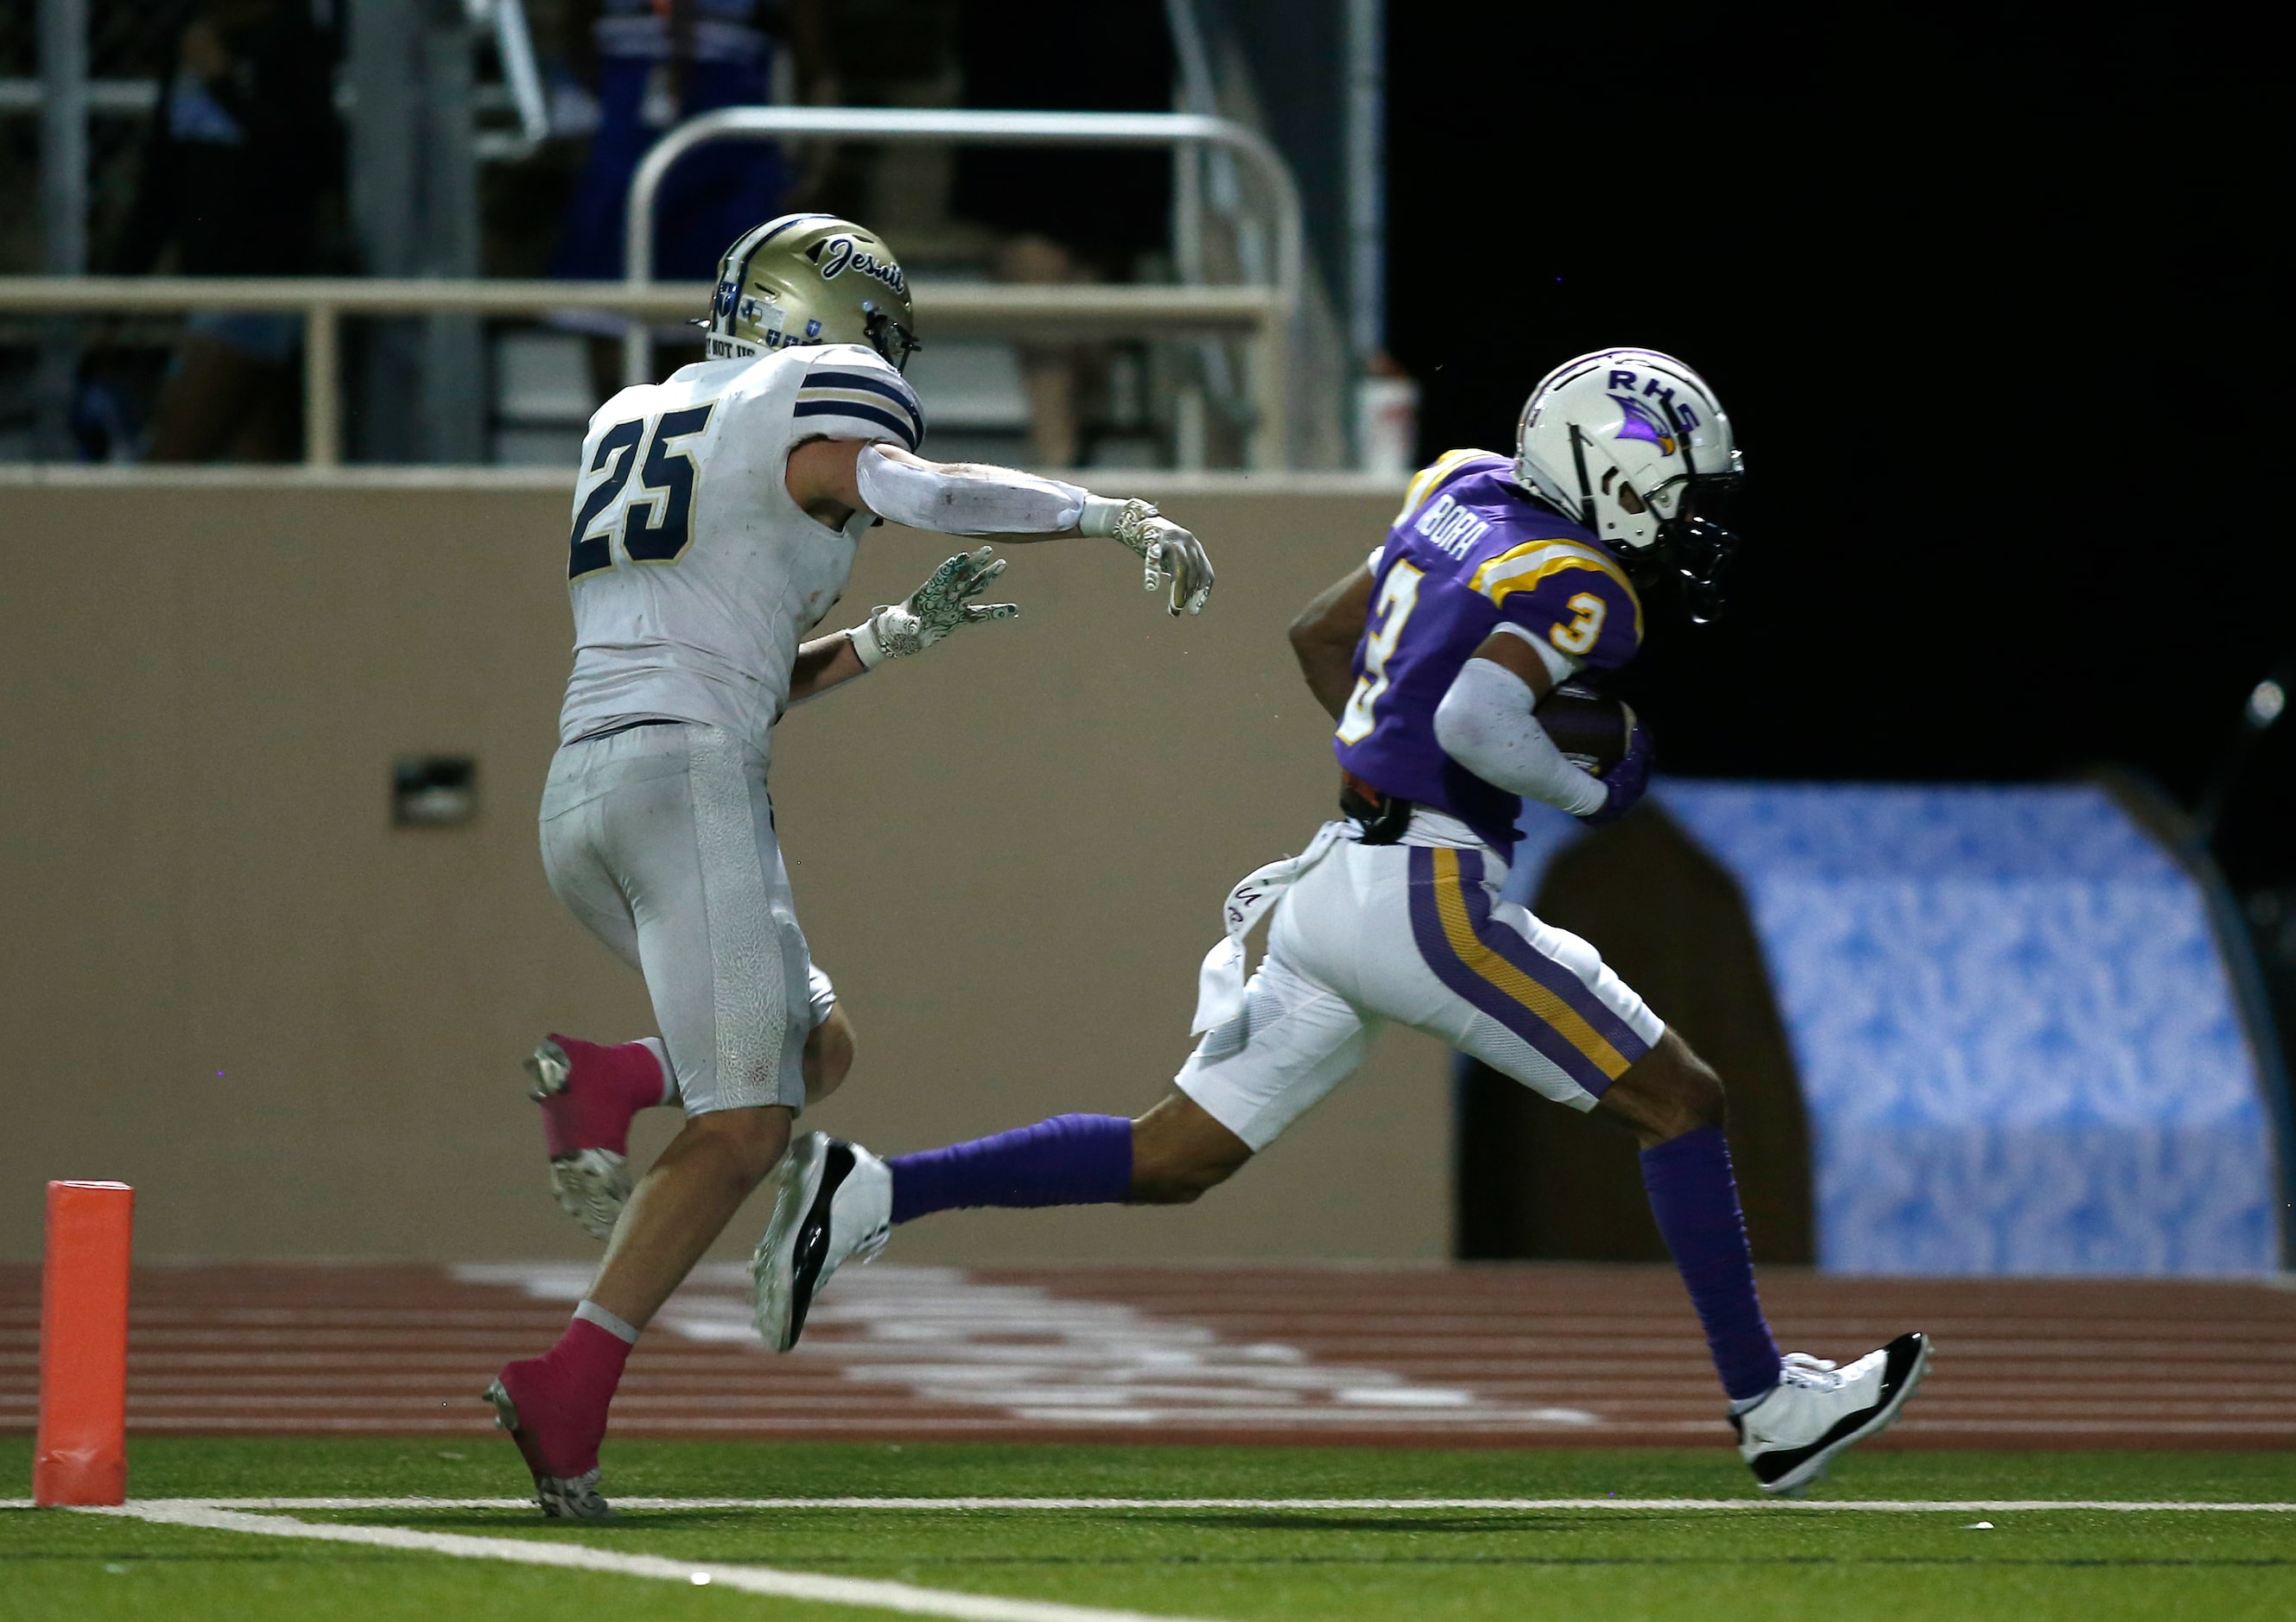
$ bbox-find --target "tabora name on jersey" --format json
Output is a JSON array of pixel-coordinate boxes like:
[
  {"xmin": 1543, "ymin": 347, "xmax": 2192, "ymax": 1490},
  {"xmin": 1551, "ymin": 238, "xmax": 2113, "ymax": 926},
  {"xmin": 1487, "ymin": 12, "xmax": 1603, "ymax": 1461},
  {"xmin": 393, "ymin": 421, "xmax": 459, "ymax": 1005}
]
[{"xmin": 1415, "ymin": 492, "xmax": 1491, "ymax": 559}]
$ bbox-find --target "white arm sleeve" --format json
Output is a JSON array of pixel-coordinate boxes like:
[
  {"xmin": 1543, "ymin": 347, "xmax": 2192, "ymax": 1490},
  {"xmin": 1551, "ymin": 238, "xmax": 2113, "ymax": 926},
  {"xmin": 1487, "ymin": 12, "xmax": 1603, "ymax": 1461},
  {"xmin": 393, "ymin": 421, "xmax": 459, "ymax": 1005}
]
[
  {"xmin": 854, "ymin": 445, "xmax": 1094, "ymax": 535},
  {"xmin": 1491, "ymin": 619, "xmax": 1582, "ymax": 688},
  {"xmin": 1433, "ymin": 656, "xmax": 1608, "ymax": 817}
]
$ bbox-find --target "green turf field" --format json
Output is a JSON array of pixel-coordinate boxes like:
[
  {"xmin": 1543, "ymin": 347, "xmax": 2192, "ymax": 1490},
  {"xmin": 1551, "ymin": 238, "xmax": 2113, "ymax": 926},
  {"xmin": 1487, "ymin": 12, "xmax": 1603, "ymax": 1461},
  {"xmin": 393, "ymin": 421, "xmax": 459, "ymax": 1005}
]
[{"xmin": 3, "ymin": 1439, "xmax": 2292, "ymax": 1621}]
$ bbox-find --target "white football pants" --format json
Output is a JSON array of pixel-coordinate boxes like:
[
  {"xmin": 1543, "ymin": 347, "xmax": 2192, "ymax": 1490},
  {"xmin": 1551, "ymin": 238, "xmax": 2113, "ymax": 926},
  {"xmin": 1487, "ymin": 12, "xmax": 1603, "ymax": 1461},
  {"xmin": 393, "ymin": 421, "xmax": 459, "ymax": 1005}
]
[
  {"xmin": 1177, "ymin": 824, "xmax": 1665, "ymax": 1150},
  {"xmin": 539, "ymin": 722, "xmax": 813, "ymax": 1115}
]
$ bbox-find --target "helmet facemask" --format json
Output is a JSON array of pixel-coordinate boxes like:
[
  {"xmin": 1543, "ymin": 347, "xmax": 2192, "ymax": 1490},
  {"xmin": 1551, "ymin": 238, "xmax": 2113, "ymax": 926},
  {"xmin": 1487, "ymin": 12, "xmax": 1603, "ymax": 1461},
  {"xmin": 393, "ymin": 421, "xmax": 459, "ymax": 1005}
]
[
  {"xmin": 1636, "ymin": 463, "xmax": 1745, "ymax": 624},
  {"xmin": 861, "ymin": 304, "xmax": 920, "ymax": 372}
]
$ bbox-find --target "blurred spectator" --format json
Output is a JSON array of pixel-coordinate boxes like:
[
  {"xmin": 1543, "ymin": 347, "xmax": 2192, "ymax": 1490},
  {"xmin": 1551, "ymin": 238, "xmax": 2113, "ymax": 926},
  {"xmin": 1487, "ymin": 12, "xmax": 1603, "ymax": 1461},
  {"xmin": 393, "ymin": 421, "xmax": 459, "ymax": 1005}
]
[
  {"xmin": 549, "ymin": 0, "xmax": 815, "ymax": 282},
  {"xmin": 790, "ymin": 0, "xmax": 963, "ymax": 244},
  {"xmin": 113, "ymin": 0, "xmax": 338, "ymax": 462},
  {"xmin": 952, "ymin": 0, "xmax": 1172, "ymax": 467}
]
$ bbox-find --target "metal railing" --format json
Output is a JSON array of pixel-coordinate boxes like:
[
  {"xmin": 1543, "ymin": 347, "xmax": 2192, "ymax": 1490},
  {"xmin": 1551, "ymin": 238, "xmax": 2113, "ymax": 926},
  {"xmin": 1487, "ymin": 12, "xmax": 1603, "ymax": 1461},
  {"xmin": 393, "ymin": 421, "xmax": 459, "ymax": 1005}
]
[
  {"xmin": 0, "ymin": 108, "xmax": 1303, "ymax": 469},
  {"xmin": 0, "ymin": 276, "xmax": 1278, "ymax": 469},
  {"xmin": 3, "ymin": 0, "xmax": 551, "ymax": 160},
  {"xmin": 623, "ymin": 106, "xmax": 1303, "ymax": 466}
]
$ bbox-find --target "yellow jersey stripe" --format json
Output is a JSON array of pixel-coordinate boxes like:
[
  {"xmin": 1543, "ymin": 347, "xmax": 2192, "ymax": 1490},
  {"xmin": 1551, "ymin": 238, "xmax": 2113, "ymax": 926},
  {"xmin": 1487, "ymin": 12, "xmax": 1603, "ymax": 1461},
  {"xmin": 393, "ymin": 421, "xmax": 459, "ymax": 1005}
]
[
  {"xmin": 1470, "ymin": 538, "xmax": 1625, "ymax": 593},
  {"xmin": 1470, "ymin": 542, "xmax": 1645, "ymax": 643},
  {"xmin": 1430, "ymin": 847, "xmax": 1633, "ymax": 1080}
]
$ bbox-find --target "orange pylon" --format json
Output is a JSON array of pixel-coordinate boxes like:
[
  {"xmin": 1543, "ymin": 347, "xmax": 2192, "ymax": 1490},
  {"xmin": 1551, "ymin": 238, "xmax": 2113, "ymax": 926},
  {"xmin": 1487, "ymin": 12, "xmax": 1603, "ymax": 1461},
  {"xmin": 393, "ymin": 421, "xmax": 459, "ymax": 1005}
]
[{"xmin": 35, "ymin": 1181, "xmax": 134, "ymax": 1506}]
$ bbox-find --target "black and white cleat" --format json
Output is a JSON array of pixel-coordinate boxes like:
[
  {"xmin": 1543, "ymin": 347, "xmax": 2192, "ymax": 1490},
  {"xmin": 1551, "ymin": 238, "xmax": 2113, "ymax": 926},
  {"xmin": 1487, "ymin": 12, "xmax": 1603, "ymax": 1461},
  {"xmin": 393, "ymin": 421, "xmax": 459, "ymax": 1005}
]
[
  {"xmin": 751, "ymin": 1132, "xmax": 891, "ymax": 1353},
  {"xmin": 1734, "ymin": 1332, "xmax": 1931, "ymax": 1497}
]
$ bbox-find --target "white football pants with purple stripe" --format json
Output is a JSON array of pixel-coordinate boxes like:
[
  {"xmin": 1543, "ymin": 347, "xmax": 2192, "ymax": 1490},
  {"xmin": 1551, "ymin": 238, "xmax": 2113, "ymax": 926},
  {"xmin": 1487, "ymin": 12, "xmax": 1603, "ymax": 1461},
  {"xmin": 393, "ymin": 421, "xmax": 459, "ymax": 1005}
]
[{"xmin": 1177, "ymin": 820, "xmax": 1665, "ymax": 1150}]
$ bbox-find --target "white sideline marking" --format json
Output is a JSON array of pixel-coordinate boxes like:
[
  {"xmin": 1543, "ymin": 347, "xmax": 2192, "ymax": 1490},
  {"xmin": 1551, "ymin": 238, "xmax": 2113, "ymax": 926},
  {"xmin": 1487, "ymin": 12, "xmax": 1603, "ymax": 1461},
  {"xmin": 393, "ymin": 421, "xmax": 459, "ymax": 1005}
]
[
  {"xmin": 67, "ymin": 1501, "xmax": 1212, "ymax": 1622},
  {"xmin": 11, "ymin": 1495, "xmax": 2293, "ymax": 1514}
]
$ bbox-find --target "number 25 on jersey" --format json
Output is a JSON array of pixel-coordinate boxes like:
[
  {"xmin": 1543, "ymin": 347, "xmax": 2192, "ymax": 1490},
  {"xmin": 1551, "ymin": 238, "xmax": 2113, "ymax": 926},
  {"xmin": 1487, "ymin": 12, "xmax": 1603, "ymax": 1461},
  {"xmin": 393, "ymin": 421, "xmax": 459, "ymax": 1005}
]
[
  {"xmin": 568, "ymin": 403, "xmax": 716, "ymax": 580},
  {"xmin": 1335, "ymin": 562, "xmax": 1423, "ymax": 744}
]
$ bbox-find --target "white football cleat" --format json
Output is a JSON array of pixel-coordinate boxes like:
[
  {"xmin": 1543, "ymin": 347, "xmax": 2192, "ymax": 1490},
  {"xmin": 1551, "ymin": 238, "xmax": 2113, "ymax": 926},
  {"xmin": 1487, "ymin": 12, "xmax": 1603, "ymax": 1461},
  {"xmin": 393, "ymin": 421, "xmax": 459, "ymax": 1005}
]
[
  {"xmin": 544, "ymin": 1147, "xmax": 630, "ymax": 1244},
  {"xmin": 1734, "ymin": 1332, "xmax": 1931, "ymax": 1496},
  {"xmin": 524, "ymin": 1037, "xmax": 638, "ymax": 1242},
  {"xmin": 752, "ymin": 1132, "xmax": 891, "ymax": 1352}
]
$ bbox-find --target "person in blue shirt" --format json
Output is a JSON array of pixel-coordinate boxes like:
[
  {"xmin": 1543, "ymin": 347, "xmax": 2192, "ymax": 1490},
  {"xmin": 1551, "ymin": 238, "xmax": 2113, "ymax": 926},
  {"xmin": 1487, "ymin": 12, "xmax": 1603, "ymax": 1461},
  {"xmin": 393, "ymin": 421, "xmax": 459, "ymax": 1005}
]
[{"xmin": 549, "ymin": 0, "xmax": 797, "ymax": 283}]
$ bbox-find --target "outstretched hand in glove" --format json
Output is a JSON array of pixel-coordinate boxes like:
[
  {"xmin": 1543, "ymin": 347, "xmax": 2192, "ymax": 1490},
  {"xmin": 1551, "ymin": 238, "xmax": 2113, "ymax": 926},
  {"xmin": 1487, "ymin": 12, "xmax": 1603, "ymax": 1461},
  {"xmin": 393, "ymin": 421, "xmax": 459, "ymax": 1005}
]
[
  {"xmin": 1083, "ymin": 497, "xmax": 1215, "ymax": 617},
  {"xmin": 847, "ymin": 547, "xmax": 1020, "ymax": 668}
]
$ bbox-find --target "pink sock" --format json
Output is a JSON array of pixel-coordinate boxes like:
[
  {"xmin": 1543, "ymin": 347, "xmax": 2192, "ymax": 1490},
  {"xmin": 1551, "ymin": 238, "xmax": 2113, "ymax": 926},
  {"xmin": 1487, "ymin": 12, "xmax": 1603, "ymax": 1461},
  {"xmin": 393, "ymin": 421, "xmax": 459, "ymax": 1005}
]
[
  {"xmin": 541, "ymin": 1035, "xmax": 669, "ymax": 1159},
  {"xmin": 498, "ymin": 1312, "xmax": 635, "ymax": 1477},
  {"xmin": 550, "ymin": 1313, "xmax": 635, "ymax": 1398}
]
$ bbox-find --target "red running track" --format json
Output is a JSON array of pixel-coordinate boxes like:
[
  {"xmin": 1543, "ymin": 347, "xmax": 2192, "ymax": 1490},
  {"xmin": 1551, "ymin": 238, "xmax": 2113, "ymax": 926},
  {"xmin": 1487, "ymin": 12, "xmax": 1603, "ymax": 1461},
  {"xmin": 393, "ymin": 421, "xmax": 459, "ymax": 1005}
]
[{"xmin": 3, "ymin": 1261, "xmax": 2291, "ymax": 1450}]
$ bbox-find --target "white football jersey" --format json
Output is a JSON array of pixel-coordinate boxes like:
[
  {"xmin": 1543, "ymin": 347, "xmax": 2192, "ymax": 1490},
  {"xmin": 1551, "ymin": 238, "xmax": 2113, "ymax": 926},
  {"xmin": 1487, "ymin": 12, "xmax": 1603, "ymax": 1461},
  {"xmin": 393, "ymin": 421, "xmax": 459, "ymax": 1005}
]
[{"xmin": 556, "ymin": 342, "xmax": 926, "ymax": 754}]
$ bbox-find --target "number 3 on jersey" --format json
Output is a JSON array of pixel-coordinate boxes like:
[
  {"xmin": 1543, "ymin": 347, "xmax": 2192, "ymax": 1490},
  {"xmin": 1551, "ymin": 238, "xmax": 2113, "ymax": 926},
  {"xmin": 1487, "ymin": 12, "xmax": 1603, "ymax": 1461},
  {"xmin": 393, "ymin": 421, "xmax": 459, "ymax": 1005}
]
[
  {"xmin": 1335, "ymin": 562, "xmax": 1424, "ymax": 744},
  {"xmin": 568, "ymin": 403, "xmax": 716, "ymax": 580}
]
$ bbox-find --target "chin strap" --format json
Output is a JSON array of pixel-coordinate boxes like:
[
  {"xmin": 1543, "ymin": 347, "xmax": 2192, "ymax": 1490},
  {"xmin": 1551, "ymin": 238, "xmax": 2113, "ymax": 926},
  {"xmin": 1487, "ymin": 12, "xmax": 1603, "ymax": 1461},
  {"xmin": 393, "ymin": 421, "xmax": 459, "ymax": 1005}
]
[{"xmin": 1565, "ymin": 424, "xmax": 1599, "ymax": 530}]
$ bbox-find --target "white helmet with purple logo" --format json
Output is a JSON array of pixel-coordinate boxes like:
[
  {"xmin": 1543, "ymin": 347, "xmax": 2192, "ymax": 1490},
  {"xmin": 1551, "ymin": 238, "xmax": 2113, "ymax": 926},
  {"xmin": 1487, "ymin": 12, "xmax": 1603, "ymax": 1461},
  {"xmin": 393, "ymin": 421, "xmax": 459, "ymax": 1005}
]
[{"xmin": 1515, "ymin": 348, "xmax": 1746, "ymax": 620}]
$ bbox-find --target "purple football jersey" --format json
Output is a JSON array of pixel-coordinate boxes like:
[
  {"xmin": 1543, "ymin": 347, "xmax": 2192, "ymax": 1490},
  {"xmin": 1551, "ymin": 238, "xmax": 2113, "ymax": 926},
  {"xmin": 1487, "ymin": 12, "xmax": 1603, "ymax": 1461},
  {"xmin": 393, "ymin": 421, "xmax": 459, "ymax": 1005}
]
[{"xmin": 1333, "ymin": 449, "xmax": 1645, "ymax": 854}]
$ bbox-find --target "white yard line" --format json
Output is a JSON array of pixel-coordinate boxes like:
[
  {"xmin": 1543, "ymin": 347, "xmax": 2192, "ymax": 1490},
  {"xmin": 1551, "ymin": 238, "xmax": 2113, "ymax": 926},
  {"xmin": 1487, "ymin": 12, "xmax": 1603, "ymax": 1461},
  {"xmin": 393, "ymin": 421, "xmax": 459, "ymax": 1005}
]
[
  {"xmin": 65, "ymin": 1500, "xmax": 1214, "ymax": 1622},
  {"xmin": 10, "ymin": 1495, "xmax": 2292, "ymax": 1513}
]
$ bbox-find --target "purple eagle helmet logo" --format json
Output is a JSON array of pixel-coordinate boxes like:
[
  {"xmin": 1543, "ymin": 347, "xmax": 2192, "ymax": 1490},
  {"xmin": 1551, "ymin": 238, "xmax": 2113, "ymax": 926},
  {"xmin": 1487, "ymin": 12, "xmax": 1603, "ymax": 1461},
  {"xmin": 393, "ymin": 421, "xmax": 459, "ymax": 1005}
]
[{"xmin": 1610, "ymin": 393, "xmax": 1679, "ymax": 457}]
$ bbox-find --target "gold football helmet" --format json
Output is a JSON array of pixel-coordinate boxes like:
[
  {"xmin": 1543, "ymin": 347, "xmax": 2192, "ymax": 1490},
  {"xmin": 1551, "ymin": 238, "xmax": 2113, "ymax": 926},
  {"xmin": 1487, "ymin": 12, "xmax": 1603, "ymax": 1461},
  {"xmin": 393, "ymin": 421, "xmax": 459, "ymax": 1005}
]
[{"xmin": 701, "ymin": 213, "xmax": 918, "ymax": 370}]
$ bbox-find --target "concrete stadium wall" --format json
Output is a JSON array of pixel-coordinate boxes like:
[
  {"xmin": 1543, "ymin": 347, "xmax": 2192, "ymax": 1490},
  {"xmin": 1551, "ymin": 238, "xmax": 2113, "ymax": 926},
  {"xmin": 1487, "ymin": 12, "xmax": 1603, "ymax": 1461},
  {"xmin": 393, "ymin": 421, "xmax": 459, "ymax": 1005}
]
[{"xmin": 0, "ymin": 469, "xmax": 1452, "ymax": 1265}]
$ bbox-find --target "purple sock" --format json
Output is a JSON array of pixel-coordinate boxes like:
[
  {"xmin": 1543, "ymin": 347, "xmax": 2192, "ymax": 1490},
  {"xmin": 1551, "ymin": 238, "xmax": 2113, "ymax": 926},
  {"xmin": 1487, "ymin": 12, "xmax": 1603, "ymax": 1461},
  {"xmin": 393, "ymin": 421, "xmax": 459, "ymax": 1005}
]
[
  {"xmin": 1640, "ymin": 1126, "xmax": 1784, "ymax": 1403},
  {"xmin": 889, "ymin": 1113, "xmax": 1133, "ymax": 1225}
]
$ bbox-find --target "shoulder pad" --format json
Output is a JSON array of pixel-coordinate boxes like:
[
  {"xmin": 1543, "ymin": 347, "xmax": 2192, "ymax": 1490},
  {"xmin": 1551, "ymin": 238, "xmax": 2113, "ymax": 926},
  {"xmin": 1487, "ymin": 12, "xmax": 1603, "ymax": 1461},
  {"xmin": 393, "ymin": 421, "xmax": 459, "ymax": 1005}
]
[
  {"xmin": 1468, "ymin": 540, "xmax": 1643, "ymax": 670},
  {"xmin": 1393, "ymin": 448, "xmax": 1507, "ymax": 526},
  {"xmin": 793, "ymin": 348, "xmax": 925, "ymax": 452}
]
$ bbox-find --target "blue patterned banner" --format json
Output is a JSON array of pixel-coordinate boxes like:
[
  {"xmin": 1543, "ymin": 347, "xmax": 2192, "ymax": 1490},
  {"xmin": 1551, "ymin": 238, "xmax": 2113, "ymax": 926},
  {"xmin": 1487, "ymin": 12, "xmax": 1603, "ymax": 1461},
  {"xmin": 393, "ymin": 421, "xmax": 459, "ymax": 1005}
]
[{"xmin": 1651, "ymin": 782, "xmax": 2281, "ymax": 1277}]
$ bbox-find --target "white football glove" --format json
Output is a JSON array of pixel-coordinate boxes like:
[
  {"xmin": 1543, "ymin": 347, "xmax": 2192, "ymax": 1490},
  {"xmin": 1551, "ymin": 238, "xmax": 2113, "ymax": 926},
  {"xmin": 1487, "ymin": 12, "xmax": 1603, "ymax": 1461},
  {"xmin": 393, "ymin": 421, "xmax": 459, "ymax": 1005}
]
[
  {"xmin": 1082, "ymin": 497, "xmax": 1215, "ymax": 617},
  {"xmin": 847, "ymin": 547, "xmax": 1020, "ymax": 668}
]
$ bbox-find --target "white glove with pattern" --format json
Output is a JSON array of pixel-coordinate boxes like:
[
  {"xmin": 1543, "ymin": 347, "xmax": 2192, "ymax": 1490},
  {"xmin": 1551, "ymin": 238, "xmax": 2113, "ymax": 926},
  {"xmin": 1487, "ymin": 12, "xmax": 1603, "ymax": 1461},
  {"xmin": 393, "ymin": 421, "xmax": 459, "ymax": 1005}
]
[
  {"xmin": 847, "ymin": 547, "xmax": 1020, "ymax": 668},
  {"xmin": 1081, "ymin": 497, "xmax": 1215, "ymax": 617}
]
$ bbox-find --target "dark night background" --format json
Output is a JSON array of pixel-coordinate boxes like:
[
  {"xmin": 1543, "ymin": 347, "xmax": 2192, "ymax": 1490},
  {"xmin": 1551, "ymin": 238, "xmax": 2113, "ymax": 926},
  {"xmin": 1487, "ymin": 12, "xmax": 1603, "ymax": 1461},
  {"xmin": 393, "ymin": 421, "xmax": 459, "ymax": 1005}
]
[{"xmin": 1386, "ymin": 10, "xmax": 2291, "ymax": 891}]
